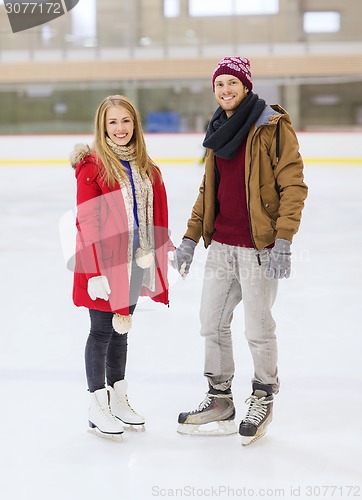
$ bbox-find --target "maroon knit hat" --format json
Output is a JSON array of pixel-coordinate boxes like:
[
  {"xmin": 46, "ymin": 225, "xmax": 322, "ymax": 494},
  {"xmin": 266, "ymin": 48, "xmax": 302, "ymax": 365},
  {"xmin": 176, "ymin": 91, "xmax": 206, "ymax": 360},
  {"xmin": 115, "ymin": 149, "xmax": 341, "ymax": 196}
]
[{"xmin": 212, "ymin": 56, "xmax": 253, "ymax": 92}]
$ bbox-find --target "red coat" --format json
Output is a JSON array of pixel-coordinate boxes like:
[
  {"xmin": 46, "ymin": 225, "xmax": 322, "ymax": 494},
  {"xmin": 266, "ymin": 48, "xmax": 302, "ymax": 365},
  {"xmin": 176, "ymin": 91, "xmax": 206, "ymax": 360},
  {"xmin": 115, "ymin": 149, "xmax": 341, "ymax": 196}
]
[{"xmin": 72, "ymin": 152, "xmax": 171, "ymax": 315}]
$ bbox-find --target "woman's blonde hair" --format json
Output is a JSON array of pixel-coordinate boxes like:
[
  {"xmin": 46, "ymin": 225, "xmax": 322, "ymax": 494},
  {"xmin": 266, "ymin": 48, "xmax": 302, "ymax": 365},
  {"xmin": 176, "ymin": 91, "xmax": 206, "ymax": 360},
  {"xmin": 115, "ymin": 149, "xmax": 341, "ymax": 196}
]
[{"xmin": 93, "ymin": 95, "xmax": 159, "ymax": 186}]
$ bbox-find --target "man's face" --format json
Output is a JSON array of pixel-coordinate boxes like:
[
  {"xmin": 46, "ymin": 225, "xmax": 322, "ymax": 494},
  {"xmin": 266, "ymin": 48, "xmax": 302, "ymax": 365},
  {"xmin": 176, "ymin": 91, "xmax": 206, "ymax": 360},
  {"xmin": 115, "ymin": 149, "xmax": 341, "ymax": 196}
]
[{"xmin": 214, "ymin": 75, "xmax": 249, "ymax": 118}]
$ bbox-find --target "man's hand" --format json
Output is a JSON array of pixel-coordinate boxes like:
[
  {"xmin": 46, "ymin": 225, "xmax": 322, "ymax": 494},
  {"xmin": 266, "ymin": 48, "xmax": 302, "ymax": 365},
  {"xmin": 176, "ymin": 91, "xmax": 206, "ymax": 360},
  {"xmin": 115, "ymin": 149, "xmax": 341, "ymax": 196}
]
[
  {"xmin": 266, "ymin": 239, "xmax": 291, "ymax": 279},
  {"xmin": 170, "ymin": 238, "xmax": 197, "ymax": 277}
]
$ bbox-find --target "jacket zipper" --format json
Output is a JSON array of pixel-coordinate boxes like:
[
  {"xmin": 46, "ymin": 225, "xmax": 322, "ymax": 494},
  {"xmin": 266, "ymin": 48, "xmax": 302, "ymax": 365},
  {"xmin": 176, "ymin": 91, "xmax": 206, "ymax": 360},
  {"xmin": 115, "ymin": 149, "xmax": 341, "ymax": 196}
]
[
  {"xmin": 201, "ymin": 174, "xmax": 206, "ymax": 243},
  {"xmin": 247, "ymin": 119, "xmax": 280, "ymax": 266},
  {"xmin": 247, "ymin": 129, "xmax": 261, "ymax": 265}
]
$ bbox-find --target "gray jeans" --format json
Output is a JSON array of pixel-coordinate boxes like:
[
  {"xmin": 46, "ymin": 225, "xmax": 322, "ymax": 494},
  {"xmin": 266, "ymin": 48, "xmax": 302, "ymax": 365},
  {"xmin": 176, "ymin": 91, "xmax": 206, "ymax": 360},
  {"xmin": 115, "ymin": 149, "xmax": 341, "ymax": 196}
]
[{"xmin": 200, "ymin": 240, "xmax": 279, "ymax": 394}]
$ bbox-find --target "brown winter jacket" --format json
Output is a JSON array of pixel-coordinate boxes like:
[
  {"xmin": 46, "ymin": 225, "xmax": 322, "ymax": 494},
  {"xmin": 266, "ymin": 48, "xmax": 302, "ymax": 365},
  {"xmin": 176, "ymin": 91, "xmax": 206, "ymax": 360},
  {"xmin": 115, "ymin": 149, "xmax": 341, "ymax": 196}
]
[{"xmin": 184, "ymin": 105, "xmax": 308, "ymax": 250}]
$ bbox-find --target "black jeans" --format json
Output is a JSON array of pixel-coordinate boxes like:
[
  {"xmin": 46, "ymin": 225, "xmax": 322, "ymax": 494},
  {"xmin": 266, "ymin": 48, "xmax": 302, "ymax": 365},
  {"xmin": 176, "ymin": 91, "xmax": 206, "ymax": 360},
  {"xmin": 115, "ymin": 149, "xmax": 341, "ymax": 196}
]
[{"xmin": 85, "ymin": 263, "xmax": 143, "ymax": 392}]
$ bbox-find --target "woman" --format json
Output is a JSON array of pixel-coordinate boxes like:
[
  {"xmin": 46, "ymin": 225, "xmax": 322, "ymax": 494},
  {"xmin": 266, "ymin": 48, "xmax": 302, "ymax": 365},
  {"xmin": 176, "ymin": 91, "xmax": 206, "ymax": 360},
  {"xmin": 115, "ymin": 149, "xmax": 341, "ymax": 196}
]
[{"xmin": 70, "ymin": 95, "xmax": 173, "ymax": 439}]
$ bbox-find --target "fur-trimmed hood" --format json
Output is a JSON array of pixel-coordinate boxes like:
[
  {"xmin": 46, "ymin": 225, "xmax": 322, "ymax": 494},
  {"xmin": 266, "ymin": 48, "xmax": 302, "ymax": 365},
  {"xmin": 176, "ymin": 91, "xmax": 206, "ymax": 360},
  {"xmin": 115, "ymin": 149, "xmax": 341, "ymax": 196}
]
[{"xmin": 70, "ymin": 143, "xmax": 91, "ymax": 169}]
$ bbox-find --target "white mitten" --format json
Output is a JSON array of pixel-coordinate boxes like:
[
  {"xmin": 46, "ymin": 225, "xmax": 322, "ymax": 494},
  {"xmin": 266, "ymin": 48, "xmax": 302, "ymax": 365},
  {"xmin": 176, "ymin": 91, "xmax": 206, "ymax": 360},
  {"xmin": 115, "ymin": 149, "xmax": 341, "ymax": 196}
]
[{"xmin": 87, "ymin": 275, "xmax": 111, "ymax": 301}]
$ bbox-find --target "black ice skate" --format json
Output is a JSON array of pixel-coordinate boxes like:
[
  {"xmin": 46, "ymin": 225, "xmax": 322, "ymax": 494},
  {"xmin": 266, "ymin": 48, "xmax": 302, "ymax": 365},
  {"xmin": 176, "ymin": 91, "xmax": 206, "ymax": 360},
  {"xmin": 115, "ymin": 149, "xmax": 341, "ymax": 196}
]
[
  {"xmin": 239, "ymin": 388, "xmax": 273, "ymax": 446},
  {"xmin": 177, "ymin": 390, "xmax": 237, "ymax": 436}
]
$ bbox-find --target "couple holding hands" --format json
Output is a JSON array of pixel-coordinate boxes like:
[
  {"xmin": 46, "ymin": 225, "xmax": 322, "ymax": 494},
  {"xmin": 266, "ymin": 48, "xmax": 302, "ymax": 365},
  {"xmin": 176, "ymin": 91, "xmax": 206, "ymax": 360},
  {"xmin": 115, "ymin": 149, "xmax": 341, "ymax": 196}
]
[{"xmin": 71, "ymin": 56, "xmax": 307, "ymax": 446}]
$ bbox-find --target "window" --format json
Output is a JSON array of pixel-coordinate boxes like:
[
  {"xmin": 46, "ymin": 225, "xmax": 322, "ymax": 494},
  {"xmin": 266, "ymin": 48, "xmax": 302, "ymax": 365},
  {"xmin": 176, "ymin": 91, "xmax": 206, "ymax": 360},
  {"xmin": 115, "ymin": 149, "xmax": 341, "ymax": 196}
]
[
  {"xmin": 189, "ymin": 0, "xmax": 279, "ymax": 17},
  {"xmin": 70, "ymin": 0, "xmax": 97, "ymax": 46},
  {"xmin": 303, "ymin": 12, "xmax": 340, "ymax": 33},
  {"xmin": 164, "ymin": 0, "xmax": 180, "ymax": 18}
]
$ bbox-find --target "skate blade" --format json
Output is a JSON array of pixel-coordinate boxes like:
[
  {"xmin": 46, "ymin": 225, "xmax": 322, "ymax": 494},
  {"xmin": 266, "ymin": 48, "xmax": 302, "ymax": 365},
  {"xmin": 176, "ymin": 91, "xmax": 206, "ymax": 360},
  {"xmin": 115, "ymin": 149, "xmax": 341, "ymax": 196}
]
[
  {"xmin": 122, "ymin": 423, "xmax": 146, "ymax": 432},
  {"xmin": 241, "ymin": 430, "xmax": 266, "ymax": 446},
  {"xmin": 240, "ymin": 416, "xmax": 272, "ymax": 446},
  {"xmin": 115, "ymin": 416, "xmax": 146, "ymax": 431},
  {"xmin": 87, "ymin": 427, "xmax": 124, "ymax": 442},
  {"xmin": 177, "ymin": 420, "xmax": 237, "ymax": 436}
]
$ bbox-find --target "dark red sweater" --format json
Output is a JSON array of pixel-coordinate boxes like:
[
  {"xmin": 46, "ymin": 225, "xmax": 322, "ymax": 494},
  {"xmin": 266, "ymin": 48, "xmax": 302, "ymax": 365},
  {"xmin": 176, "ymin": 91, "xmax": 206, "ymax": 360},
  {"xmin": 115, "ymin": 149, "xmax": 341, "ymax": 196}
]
[{"xmin": 212, "ymin": 141, "xmax": 254, "ymax": 248}]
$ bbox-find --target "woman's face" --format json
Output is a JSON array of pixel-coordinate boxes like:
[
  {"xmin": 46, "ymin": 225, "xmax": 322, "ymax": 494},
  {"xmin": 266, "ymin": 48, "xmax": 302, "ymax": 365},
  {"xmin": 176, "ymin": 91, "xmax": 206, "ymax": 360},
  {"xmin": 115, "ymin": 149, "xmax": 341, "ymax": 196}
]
[{"xmin": 105, "ymin": 105, "xmax": 134, "ymax": 146}]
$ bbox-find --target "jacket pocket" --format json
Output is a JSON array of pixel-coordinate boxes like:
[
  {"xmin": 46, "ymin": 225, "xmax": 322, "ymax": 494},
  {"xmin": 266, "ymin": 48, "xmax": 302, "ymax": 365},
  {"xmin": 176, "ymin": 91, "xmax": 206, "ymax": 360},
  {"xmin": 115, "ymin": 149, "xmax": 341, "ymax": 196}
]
[{"xmin": 260, "ymin": 185, "xmax": 280, "ymax": 221}]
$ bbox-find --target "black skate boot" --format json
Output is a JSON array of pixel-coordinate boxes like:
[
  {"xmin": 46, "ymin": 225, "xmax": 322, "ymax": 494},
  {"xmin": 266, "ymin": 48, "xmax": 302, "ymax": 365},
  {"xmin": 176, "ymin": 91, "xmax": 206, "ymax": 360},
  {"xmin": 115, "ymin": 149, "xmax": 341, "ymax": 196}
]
[
  {"xmin": 178, "ymin": 388, "xmax": 237, "ymax": 436},
  {"xmin": 239, "ymin": 384, "xmax": 274, "ymax": 446}
]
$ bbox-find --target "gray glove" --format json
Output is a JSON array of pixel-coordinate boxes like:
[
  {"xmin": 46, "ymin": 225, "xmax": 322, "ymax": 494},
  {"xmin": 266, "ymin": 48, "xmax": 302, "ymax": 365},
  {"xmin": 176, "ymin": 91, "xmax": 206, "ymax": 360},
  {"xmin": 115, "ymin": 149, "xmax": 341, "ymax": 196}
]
[
  {"xmin": 266, "ymin": 238, "xmax": 292, "ymax": 279},
  {"xmin": 171, "ymin": 238, "xmax": 197, "ymax": 277}
]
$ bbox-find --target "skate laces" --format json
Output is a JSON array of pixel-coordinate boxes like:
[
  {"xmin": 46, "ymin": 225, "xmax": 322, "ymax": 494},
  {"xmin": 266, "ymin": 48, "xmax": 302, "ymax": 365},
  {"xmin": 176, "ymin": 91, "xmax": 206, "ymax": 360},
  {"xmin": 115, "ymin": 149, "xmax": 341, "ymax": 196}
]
[
  {"xmin": 192, "ymin": 392, "xmax": 231, "ymax": 414},
  {"xmin": 243, "ymin": 395, "xmax": 272, "ymax": 426},
  {"xmin": 192, "ymin": 393, "xmax": 213, "ymax": 413},
  {"xmin": 119, "ymin": 394, "xmax": 138, "ymax": 414},
  {"xmin": 98, "ymin": 403, "xmax": 118, "ymax": 422},
  {"xmin": 125, "ymin": 396, "xmax": 138, "ymax": 415}
]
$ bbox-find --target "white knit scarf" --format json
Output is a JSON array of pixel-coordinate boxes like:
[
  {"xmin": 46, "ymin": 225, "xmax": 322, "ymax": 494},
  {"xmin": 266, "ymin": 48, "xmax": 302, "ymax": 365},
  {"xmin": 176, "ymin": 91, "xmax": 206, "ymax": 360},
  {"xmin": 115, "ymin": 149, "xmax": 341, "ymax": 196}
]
[{"xmin": 106, "ymin": 137, "xmax": 155, "ymax": 278}]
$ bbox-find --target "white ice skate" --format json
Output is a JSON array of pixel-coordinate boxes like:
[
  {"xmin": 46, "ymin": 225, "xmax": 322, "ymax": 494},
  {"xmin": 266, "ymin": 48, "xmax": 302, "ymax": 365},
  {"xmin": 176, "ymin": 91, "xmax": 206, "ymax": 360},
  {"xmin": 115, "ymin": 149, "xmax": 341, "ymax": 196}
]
[
  {"xmin": 108, "ymin": 380, "xmax": 145, "ymax": 430},
  {"xmin": 88, "ymin": 388, "xmax": 124, "ymax": 441}
]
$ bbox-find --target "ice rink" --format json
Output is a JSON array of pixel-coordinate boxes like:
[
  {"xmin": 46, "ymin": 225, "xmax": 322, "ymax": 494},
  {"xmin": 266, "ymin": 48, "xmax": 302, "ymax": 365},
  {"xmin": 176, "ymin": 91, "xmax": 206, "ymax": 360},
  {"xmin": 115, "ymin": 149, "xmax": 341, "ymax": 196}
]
[{"xmin": 1, "ymin": 143, "xmax": 361, "ymax": 499}]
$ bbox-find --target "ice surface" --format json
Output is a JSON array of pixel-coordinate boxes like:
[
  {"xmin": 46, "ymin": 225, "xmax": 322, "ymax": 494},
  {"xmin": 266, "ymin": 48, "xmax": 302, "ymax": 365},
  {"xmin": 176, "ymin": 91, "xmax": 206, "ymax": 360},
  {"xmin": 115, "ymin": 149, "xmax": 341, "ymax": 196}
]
[{"xmin": 0, "ymin": 158, "xmax": 361, "ymax": 500}]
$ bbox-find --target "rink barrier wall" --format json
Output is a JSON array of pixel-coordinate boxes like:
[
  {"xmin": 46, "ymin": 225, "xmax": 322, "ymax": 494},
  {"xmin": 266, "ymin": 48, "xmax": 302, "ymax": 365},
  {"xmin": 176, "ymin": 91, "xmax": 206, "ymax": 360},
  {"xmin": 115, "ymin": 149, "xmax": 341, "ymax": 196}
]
[{"xmin": 0, "ymin": 132, "xmax": 362, "ymax": 166}]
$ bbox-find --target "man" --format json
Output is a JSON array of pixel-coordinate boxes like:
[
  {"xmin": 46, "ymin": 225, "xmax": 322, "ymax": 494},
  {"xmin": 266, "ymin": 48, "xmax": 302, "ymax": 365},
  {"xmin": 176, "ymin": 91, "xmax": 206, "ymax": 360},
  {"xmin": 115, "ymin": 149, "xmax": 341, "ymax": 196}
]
[{"xmin": 172, "ymin": 57, "xmax": 308, "ymax": 445}]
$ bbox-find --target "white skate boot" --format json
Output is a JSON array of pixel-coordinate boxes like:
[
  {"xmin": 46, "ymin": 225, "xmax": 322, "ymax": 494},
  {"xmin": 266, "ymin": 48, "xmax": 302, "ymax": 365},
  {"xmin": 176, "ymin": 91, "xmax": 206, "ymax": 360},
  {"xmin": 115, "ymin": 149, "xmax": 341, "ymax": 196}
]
[
  {"xmin": 108, "ymin": 380, "xmax": 145, "ymax": 429},
  {"xmin": 88, "ymin": 388, "xmax": 124, "ymax": 441}
]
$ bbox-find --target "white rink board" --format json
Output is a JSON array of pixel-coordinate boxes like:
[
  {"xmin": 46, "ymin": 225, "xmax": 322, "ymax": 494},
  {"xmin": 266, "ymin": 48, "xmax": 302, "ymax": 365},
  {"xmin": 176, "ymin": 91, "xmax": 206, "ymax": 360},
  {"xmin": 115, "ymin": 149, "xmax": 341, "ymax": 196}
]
[{"xmin": 0, "ymin": 131, "xmax": 362, "ymax": 164}]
